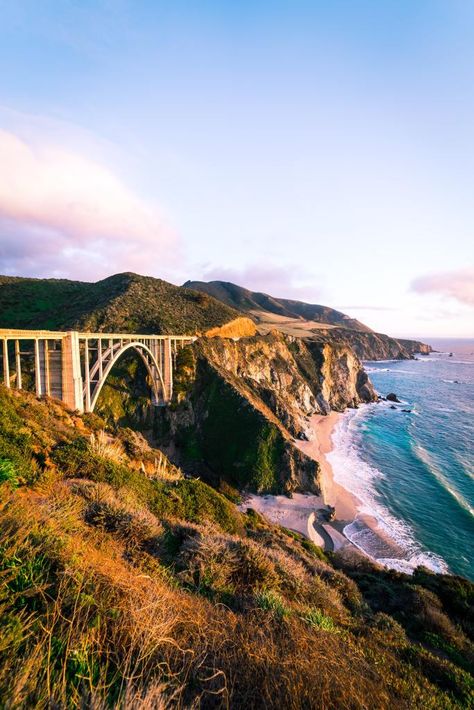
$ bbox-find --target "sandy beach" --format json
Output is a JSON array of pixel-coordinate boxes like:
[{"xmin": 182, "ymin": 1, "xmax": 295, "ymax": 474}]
[
  {"xmin": 296, "ymin": 412, "xmax": 360, "ymax": 522},
  {"xmin": 298, "ymin": 412, "xmax": 408, "ymax": 561},
  {"xmin": 242, "ymin": 412, "xmax": 358, "ymax": 552}
]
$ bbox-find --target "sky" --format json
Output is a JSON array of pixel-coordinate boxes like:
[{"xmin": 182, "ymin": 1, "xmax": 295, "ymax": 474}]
[{"xmin": 0, "ymin": 0, "xmax": 473, "ymax": 338}]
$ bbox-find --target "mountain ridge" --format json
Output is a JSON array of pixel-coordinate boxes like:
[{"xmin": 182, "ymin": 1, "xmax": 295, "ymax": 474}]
[
  {"xmin": 184, "ymin": 279, "xmax": 432, "ymax": 359},
  {"xmin": 0, "ymin": 272, "xmax": 431, "ymax": 359},
  {"xmin": 183, "ymin": 279, "xmax": 372, "ymax": 332}
]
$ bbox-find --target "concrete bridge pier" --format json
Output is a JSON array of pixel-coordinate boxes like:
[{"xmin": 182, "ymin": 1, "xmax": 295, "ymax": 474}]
[{"xmin": 60, "ymin": 332, "xmax": 84, "ymax": 412}]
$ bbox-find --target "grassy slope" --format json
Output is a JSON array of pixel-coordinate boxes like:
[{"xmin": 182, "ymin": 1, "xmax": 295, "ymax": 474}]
[
  {"xmin": 0, "ymin": 273, "xmax": 240, "ymax": 334},
  {"xmin": 0, "ymin": 385, "xmax": 473, "ymax": 709}
]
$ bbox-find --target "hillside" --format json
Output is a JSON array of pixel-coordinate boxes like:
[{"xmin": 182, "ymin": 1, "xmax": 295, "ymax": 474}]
[
  {"xmin": 184, "ymin": 280, "xmax": 432, "ymax": 359},
  {"xmin": 0, "ymin": 273, "xmax": 242, "ymax": 335},
  {"xmin": 0, "ymin": 384, "xmax": 473, "ymax": 708},
  {"xmin": 184, "ymin": 280, "xmax": 371, "ymax": 332}
]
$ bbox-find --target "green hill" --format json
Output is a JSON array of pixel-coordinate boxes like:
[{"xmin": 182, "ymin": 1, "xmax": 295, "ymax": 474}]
[{"xmin": 0, "ymin": 272, "xmax": 241, "ymax": 334}]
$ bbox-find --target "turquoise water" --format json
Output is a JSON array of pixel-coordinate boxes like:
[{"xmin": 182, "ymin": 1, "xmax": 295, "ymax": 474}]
[{"xmin": 328, "ymin": 338, "xmax": 474, "ymax": 580}]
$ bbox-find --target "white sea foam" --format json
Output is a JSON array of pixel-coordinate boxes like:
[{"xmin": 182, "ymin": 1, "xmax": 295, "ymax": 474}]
[{"xmin": 327, "ymin": 408, "xmax": 449, "ymax": 574}]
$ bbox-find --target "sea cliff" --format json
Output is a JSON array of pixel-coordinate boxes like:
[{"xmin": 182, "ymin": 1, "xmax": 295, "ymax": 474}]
[{"xmin": 153, "ymin": 332, "xmax": 376, "ymax": 494}]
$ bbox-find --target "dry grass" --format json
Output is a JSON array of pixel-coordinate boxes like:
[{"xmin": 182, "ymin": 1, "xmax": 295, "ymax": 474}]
[
  {"xmin": 0, "ymin": 386, "xmax": 473, "ymax": 709},
  {"xmin": 1, "ymin": 481, "xmax": 472, "ymax": 709},
  {"xmin": 90, "ymin": 430, "xmax": 126, "ymax": 463}
]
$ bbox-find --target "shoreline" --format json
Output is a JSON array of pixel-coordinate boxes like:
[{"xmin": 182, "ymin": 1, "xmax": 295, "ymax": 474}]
[
  {"xmin": 243, "ymin": 407, "xmax": 415, "ymax": 564},
  {"xmin": 300, "ymin": 410, "xmax": 410, "ymax": 563},
  {"xmin": 241, "ymin": 412, "xmax": 359, "ymax": 554},
  {"xmin": 296, "ymin": 412, "xmax": 360, "ymax": 522}
]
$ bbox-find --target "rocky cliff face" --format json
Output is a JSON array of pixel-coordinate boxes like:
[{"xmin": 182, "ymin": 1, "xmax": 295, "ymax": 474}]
[
  {"xmin": 397, "ymin": 338, "xmax": 432, "ymax": 357},
  {"xmin": 153, "ymin": 332, "xmax": 376, "ymax": 494},
  {"xmin": 309, "ymin": 329, "xmax": 432, "ymax": 360}
]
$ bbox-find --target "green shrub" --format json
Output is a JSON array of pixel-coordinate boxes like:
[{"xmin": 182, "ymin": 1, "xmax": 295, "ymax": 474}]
[
  {"xmin": 53, "ymin": 438, "xmax": 243, "ymax": 535},
  {"xmin": 301, "ymin": 538, "xmax": 328, "ymax": 562},
  {"xmin": 150, "ymin": 479, "xmax": 243, "ymax": 535},
  {"xmin": 301, "ymin": 608, "xmax": 337, "ymax": 632},
  {"xmin": 0, "ymin": 459, "xmax": 18, "ymax": 487},
  {"xmin": 255, "ymin": 589, "xmax": 290, "ymax": 620}
]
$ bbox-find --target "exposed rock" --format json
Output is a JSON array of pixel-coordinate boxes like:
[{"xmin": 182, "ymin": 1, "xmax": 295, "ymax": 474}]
[
  {"xmin": 386, "ymin": 393, "xmax": 401, "ymax": 403},
  {"xmin": 310, "ymin": 330, "xmax": 432, "ymax": 361}
]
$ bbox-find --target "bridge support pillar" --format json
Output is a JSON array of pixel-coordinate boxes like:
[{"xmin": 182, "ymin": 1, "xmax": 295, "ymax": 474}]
[
  {"xmin": 61, "ymin": 331, "xmax": 84, "ymax": 412},
  {"xmin": 163, "ymin": 338, "xmax": 173, "ymax": 402}
]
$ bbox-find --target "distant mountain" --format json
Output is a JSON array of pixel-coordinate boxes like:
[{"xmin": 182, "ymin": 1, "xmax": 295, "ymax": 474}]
[
  {"xmin": 0, "ymin": 273, "xmax": 242, "ymax": 335},
  {"xmin": 183, "ymin": 280, "xmax": 371, "ymax": 332},
  {"xmin": 183, "ymin": 279, "xmax": 432, "ymax": 359}
]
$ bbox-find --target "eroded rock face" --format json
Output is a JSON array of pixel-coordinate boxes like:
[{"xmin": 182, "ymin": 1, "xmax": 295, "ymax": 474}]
[
  {"xmin": 309, "ymin": 341, "xmax": 377, "ymax": 412},
  {"xmin": 154, "ymin": 331, "xmax": 376, "ymax": 494}
]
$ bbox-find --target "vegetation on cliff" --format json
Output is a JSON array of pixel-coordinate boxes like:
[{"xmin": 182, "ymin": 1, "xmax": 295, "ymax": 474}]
[{"xmin": 0, "ymin": 384, "xmax": 472, "ymax": 708}]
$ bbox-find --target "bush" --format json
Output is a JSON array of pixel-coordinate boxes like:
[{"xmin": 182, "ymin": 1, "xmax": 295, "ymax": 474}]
[
  {"xmin": 300, "ymin": 608, "xmax": 337, "ymax": 632},
  {"xmin": 0, "ymin": 459, "xmax": 18, "ymax": 487},
  {"xmin": 254, "ymin": 589, "xmax": 290, "ymax": 620}
]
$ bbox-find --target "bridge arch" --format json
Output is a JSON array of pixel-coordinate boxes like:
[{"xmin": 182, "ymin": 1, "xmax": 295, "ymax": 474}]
[{"xmin": 89, "ymin": 340, "xmax": 167, "ymax": 412}]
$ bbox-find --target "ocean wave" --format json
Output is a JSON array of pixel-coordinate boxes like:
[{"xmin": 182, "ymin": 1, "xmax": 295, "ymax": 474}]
[
  {"xmin": 412, "ymin": 444, "xmax": 474, "ymax": 519},
  {"xmin": 453, "ymin": 453, "xmax": 474, "ymax": 481},
  {"xmin": 327, "ymin": 409, "xmax": 448, "ymax": 574}
]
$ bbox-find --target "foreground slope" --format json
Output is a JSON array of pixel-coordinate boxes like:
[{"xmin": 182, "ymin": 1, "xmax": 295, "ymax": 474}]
[
  {"xmin": 0, "ymin": 385, "xmax": 473, "ymax": 709},
  {"xmin": 184, "ymin": 280, "xmax": 432, "ymax": 359},
  {"xmin": 0, "ymin": 272, "xmax": 243, "ymax": 334}
]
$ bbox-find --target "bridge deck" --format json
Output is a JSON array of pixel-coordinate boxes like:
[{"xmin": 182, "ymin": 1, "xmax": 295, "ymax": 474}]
[{"xmin": 0, "ymin": 328, "xmax": 196, "ymax": 341}]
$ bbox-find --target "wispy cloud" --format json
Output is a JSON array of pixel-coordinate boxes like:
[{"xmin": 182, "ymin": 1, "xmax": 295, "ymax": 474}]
[
  {"xmin": 411, "ymin": 267, "xmax": 474, "ymax": 307},
  {"xmin": 200, "ymin": 263, "xmax": 324, "ymax": 302},
  {"xmin": 0, "ymin": 128, "xmax": 176, "ymax": 280}
]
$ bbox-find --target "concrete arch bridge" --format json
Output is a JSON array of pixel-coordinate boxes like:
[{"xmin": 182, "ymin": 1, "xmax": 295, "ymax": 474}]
[{"xmin": 0, "ymin": 329, "xmax": 196, "ymax": 413}]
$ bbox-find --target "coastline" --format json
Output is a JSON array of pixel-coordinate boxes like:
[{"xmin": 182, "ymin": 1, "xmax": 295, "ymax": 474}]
[
  {"xmin": 242, "ymin": 412, "xmax": 359, "ymax": 554},
  {"xmin": 244, "ymin": 406, "xmax": 426, "ymax": 566},
  {"xmin": 303, "ymin": 409, "xmax": 416, "ymax": 566}
]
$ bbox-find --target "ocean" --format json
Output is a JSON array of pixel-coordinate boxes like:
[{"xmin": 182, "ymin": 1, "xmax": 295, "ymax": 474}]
[{"xmin": 327, "ymin": 338, "xmax": 474, "ymax": 580}]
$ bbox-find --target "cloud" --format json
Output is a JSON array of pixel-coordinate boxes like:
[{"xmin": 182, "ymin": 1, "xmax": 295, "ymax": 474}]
[
  {"xmin": 0, "ymin": 128, "xmax": 175, "ymax": 279},
  {"xmin": 411, "ymin": 267, "xmax": 474, "ymax": 307},
  {"xmin": 200, "ymin": 263, "xmax": 324, "ymax": 302}
]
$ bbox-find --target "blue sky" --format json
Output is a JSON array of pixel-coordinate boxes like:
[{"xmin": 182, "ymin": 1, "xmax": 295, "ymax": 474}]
[{"xmin": 0, "ymin": 0, "xmax": 473, "ymax": 337}]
